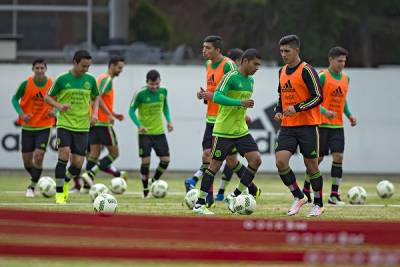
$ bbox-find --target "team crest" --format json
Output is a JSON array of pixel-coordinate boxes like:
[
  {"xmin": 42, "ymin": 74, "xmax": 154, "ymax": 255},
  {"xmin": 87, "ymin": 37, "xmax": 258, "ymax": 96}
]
[{"xmin": 83, "ymin": 81, "xmax": 91, "ymax": 90}]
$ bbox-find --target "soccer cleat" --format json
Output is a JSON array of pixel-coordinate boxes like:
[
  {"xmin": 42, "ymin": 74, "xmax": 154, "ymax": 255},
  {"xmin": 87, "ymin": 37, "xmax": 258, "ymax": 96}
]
[
  {"xmin": 143, "ymin": 189, "xmax": 150, "ymax": 198},
  {"xmin": 63, "ymin": 182, "xmax": 69, "ymax": 202},
  {"xmin": 184, "ymin": 177, "xmax": 197, "ymax": 192},
  {"xmin": 252, "ymin": 187, "xmax": 262, "ymax": 200},
  {"xmin": 206, "ymin": 200, "xmax": 216, "ymax": 208},
  {"xmin": 69, "ymin": 186, "xmax": 80, "ymax": 194},
  {"xmin": 215, "ymin": 193, "xmax": 225, "ymax": 201},
  {"xmin": 25, "ymin": 188, "xmax": 35, "ymax": 197},
  {"xmin": 328, "ymin": 195, "xmax": 345, "ymax": 205},
  {"xmin": 193, "ymin": 204, "xmax": 214, "ymax": 215},
  {"xmin": 287, "ymin": 197, "xmax": 307, "ymax": 216},
  {"xmin": 81, "ymin": 172, "xmax": 93, "ymax": 188},
  {"xmin": 225, "ymin": 193, "xmax": 237, "ymax": 213},
  {"xmin": 55, "ymin": 193, "xmax": 66, "ymax": 204},
  {"xmin": 120, "ymin": 171, "xmax": 128, "ymax": 182},
  {"xmin": 307, "ymin": 205, "xmax": 325, "ymax": 217}
]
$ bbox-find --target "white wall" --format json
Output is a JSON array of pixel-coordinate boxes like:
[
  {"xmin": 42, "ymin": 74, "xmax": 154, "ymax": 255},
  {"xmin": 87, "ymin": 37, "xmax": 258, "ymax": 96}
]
[{"xmin": 0, "ymin": 64, "xmax": 399, "ymax": 173}]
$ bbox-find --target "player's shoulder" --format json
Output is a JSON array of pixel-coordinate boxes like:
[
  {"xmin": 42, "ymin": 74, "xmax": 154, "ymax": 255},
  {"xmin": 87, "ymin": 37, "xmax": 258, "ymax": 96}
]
[
  {"xmin": 54, "ymin": 71, "xmax": 70, "ymax": 81},
  {"xmin": 84, "ymin": 72, "xmax": 97, "ymax": 82},
  {"xmin": 159, "ymin": 87, "xmax": 168, "ymax": 93},
  {"xmin": 134, "ymin": 86, "xmax": 148, "ymax": 97}
]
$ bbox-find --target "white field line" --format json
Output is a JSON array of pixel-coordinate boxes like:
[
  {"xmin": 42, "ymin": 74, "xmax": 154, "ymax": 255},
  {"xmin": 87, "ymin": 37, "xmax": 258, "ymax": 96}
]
[{"xmin": 1, "ymin": 191, "xmax": 287, "ymax": 196}]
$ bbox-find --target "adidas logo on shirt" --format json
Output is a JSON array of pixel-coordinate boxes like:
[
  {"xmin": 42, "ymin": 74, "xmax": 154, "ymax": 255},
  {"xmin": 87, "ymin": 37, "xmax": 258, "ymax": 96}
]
[
  {"xmin": 282, "ymin": 80, "xmax": 295, "ymax": 92},
  {"xmin": 330, "ymin": 86, "xmax": 344, "ymax": 97},
  {"xmin": 207, "ymin": 74, "xmax": 216, "ymax": 86}
]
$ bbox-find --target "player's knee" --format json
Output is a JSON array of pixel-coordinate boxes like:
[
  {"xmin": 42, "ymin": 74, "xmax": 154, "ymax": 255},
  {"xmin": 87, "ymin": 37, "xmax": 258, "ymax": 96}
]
[
  {"xmin": 318, "ymin": 156, "xmax": 324, "ymax": 164},
  {"xmin": 33, "ymin": 152, "xmax": 45, "ymax": 166},
  {"xmin": 110, "ymin": 150, "xmax": 119, "ymax": 159},
  {"xmin": 332, "ymin": 153, "xmax": 343, "ymax": 163},
  {"xmin": 160, "ymin": 156, "xmax": 170, "ymax": 163},
  {"xmin": 275, "ymin": 158, "xmax": 288, "ymax": 170},
  {"xmin": 202, "ymin": 150, "xmax": 211, "ymax": 161}
]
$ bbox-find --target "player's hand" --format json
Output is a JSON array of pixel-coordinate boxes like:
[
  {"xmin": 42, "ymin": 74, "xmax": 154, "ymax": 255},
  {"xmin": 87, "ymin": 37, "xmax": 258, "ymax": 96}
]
[
  {"xmin": 21, "ymin": 113, "xmax": 32, "ymax": 123},
  {"xmin": 203, "ymin": 91, "xmax": 214, "ymax": 101},
  {"xmin": 274, "ymin": 112, "xmax": 283, "ymax": 122},
  {"xmin": 47, "ymin": 110, "xmax": 57, "ymax": 118},
  {"xmin": 349, "ymin": 115, "xmax": 357, "ymax": 127},
  {"xmin": 139, "ymin": 126, "xmax": 148, "ymax": 134},
  {"xmin": 241, "ymin": 99, "xmax": 254, "ymax": 108},
  {"xmin": 283, "ymin": 105, "xmax": 296, "ymax": 116},
  {"xmin": 58, "ymin": 104, "xmax": 71, "ymax": 112},
  {"xmin": 324, "ymin": 110, "xmax": 337, "ymax": 119},
  {"xmin": 167, "ymin": 123, "xmax": 173, "ymax": 132},
  {"xmin": 245, "ymin": 115, "xmax": 252, "ymax": 125},
  {"xmin": 113, "ymin": 113, "xmax": 124, "ymax": 121},
  {"xmin": 90, "ymin": 115, "xmax": 98, "ymax": 126},
  {"xmin": 197, "ymin": 87, "xmax": 205, "ymax": 99}
]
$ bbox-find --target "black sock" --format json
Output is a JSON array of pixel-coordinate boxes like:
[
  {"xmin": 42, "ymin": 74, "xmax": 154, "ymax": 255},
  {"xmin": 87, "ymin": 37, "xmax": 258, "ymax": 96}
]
[
  {"xmin": 153, "ymin": 161, "xmax": 169, "ymax": 180},
  {"xmin": 222, "ymin": 164, "xmax": 233, "ymax": 182},
  {"xmin": 99, "ymin": 155, "xmax": 114, "ymax": 172},
  {"xmin": 279, "ymin": 167, "xmax": 304, "ymax": 199},
  {"xmin": 30, "ymin": 166, "xmax": 42, "ymax": 183},
  {"xmin": 55, "ymin": 159, "xmax": 67, "ymax": 193},
  {"xmin": 232, "ymin": 162, "xmax": 246, "ymax": 178},
  {"xmin": 196, "ymin": 169, "xmax": 216, "ymax": 205},
  {"xmin": 86, "ymin": 157, "xmax": 98, "ymax": 176},
  {"xmin": 310, "ymin": 171, "xmax": 323, "ymax": 207},
  {"xmin": 303, "ymin": 173, "xmax": 312, "ymax": 202},
  {"xmin": 24, "ymin": 165, "xmax": 33, "ymax": 176},
  {"xmin": 248, "ymin": 182, "xmax": 258, "ymax": 196},
  {"xmin": 140, "ymin": 163, "xmax": 150, "ymax": 190},
  {"xmin": 331, "ymin": 161, "xmax": 342, "ymax": 195},
  {"xmin": 194, "ymin": 162, "xmax": 209, "ymax": 182},
  {"xmin": 66, "ymin": 165, "xmax": 81, "ymax": 183},
  {"xmin": 233, "ymin": 166, "xmax": 258, "ymax": 196}
]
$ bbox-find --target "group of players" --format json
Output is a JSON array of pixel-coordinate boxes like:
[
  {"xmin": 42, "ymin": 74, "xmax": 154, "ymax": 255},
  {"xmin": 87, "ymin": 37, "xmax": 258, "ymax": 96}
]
[{"xmin": 12, "ymin": 33, "xmax": 356, "ymax": 217}]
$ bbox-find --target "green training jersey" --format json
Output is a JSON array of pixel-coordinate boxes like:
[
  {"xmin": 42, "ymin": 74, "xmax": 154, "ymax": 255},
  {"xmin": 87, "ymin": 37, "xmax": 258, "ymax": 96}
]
[
  {"xmin": 129, "ymin": 86, "xmax": 171, "ymax": 135},
  {"xmin": 47, "ymin": 71, "xmax": 99, "ymax": 132},
  {"xmin": 213, "ymin": 70, "xmax": 254, "ymax": 138}
]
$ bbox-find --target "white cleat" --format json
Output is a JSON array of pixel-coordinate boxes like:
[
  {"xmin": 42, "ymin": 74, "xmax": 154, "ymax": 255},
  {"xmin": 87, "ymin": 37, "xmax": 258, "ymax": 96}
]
[
  {"xmin": 225, "ymin": 193, "xmax": 237, "ymax": 213},
  {"xmin": 25, "ymin": 188, "xmax": 35, "ymax": 197},
  {"xmin": 287, "ymin": 197, "xmax": 307, "ymax": 216},
  {"xmin": 307, "ymin": 205, "xmax": 325, "ymax": 217},
  {"xmin": 193, "ymin": 204, "xmax": 214, "ymax": 215}
]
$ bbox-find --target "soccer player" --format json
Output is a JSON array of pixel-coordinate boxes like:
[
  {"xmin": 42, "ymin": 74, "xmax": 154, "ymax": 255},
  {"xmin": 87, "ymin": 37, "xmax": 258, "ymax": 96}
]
[
  {"xmin": 193, "ymin": 48, "xmax": 262, "ymax": 215},
  {"xmin": 44, "ymin": 50, "xmax": 99, "ymax": 204},
  {"xmin": 77, "ymin": 55, "xmax": 127, "ymax": 192},
  {"xmin": 11, "ymin": 58, "xmax": 55, "ymax": 197},
  {"xmin": 274, "ymin": 35, "xmax": 324, "ymax": 217},
  {"xmin": 129, "ymin": 70, "xmax": 173, "ymax": 198},
  {"xmin": 226, "ymin": 48, "xmax": 244, "ymax": 66},
  {"xmin": 303, "ymin": 46, "xmax": 357, "ymax": 205}
]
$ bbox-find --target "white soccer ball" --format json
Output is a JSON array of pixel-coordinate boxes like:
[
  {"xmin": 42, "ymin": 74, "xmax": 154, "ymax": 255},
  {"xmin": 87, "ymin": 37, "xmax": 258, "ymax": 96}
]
[
  {"xmin": 150, "ymin": 180, "xmax": 168, "ymax": 198},
  {"xmin": 38, "ymin": 176, "xmax": 56, "ymax": 198},
  {"xmin": 89, "ymin": 183, "xmax": 109, "ymax": 201},
  {"xmin": 110, "ymin": 177, "xmax": 127, "ymax": 194},
  {"xmin": 93, "ymin": 193, "xmax": 118, "ymax": 216},
  {"xmin": 376, "ymin": 180, "xmax": 395, "ymax": 199},
  {"xmin": 347, "ymin": 186, "xmax": 367, "ymax": 204},
  {"xmin": 184, "ymin": 189, "xmax": 199, "ymax": 209},
  {"xmin": 234, "ymin": 194, "xmax": 257, "ymax": 215}
]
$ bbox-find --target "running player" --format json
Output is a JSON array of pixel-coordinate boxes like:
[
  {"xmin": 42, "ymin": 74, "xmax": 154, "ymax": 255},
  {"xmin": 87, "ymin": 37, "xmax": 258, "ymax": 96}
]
[
  {"xmin": 78, "ymin": 55, "xmax": 127, "ymax": 192},
  {"xmin": 44, "ymin": 50, "xmax": 99, "ymax": 204},
  {"xmin": 129, "ymin": 70, "xmax": 173, "ymax": 198},
  {"xmin": 303, "ymin": 46, "xmax": 357, "ymax": 205},
  {"xmin": 11, "ymin": 58, "xmax": 55, "ymax": 197},
  {"xmin": 193, "ymin": 48, "xmax": 262, "ymax": 215},
  {"xmin": 274, "ymin": 35, "xmax": 325, "ymax": 217}
]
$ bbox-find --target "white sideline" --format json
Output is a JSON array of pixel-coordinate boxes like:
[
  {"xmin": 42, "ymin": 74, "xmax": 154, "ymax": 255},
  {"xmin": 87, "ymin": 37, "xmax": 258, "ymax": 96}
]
[{"xmin": 1, "ymin": 191, "xmax": 287, "ymax": 196}]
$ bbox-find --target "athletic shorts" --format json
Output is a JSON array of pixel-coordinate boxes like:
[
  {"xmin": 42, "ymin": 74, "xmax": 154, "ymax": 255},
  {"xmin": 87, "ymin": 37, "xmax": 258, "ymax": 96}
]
[
  {"xmin": 275, "ymin": 126, "xmax": 319, "ymax": 159},
  {"xmin": 138, "ymin": 134, "xmax": 169, "ymax": 157},
  {"xmin": 202, "ymin": 122, "xmax": 237, "ymax": 155},
  {"xmin": 318, "ymin": 127, "xmax": 345, "ymax": 156},
  {"xmin": 21, "ymin": 128, "xmax": 51, "ymax": 153},
  {"xmin": 56, "ymin": 128, "xmax": 89, "ymax": 156},
  {"xmin": 89, "ymin": 126, "xmax": 118, "ymax": 146},
  {"xmin": 211, "ymin": 134, "xmax": 259, "ymax": 161}
]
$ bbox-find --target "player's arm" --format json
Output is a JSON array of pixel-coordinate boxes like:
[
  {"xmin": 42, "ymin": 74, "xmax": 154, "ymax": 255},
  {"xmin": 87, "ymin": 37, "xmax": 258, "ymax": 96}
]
[
  {"xmin": 163, "ymin": 90, "xmax": 173, "ymax": 132},
  {"xmin": 294, "ymin": 64, "xmax": 322, "ymax": 112},
  {"xmin": 45, "ymin": 78, "xmax": 70, "ymax": 112},
  {"xmin": 343, "ymin": 76, "xmax": 357, "ymax": 126},
  {"xmin": 128, "ymin": 91, "xmax": 147, "ymax": 133},
  {"xmin": 274, "ymin": 69, "xmax": 283, "ymax": 122},
  {"xmin": 11, "ymin": 81, "xmax": 26, "ymax": 116},
  {"xmin": 98, "ymin": 76, "xmax": 113, "ymax": 119},
  {"xmin": 213, "ymin": 73, "xmax": 253, "ymax": 108},
  {"xmin": 202, "ymin": 60, "xmax": 236, "ymax": 102}
]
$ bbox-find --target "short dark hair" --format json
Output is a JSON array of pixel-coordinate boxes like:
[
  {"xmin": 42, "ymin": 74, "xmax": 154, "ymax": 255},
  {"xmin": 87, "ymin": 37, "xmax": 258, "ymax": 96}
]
[
  {"xmin": 241, "ymin": 48, "xmax": 261, "ymax": 63},
  {"xmin": 32, "ymin": 58, "xmax": 46, "ymax": 67},
  {"xmin": 203, "ymin": 35, "xmax": 223, "ymax": 50},
  {"xmin": 108, "ymin": 55, "xmax": 125, "ymax": 68},
  {"xmin": 226, "ymin": 48, "xmax": 244, "ymax": 62},
  {"xmin": 328, "ymin": 46, "xmax": 348, "ymax": 58},
  {"xmin": 146, "ymin": 69, "xmax": 160, "ymax": 82},
  {"xmin": 279, "ymin": 34, "xmax": 301, "ymax": 48},
  {"xmin": 73, "ymin": 49, "xmax": 92, "ymax": 64}
]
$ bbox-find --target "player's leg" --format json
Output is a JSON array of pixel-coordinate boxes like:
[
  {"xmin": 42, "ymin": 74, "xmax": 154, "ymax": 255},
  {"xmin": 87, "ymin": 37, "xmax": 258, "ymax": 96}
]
[
  {"xmin": 30, "ymin": 129, "xmax": 49, "ymax": 190},
  {"xmin": 80, "ymin": 144, "xmax": 100, "ymax": 192},
  {"xmin": 55, "ymin": 129, "xmax": 72, "ymax": 204},
  {"xmin": 216, "ymin": 159, "xmax": 234, "ymax": 201},
  {"xmin": 21, "ymin": 129, "xmax": 35, "ymax": 196},
  {"xmin": 96, "ymin": 126, "xmax": 123, "ymax": 178},
  {"xmin": 152, "ymin": 134, "xmax": 170, "ymax": 182},
  {"xmin": 327, "ymin": 128, "xmax": 345, "ymax": 204},
  {"xmin": 138, "ymin": 135, "xmax": 152, "ymax": 198}
]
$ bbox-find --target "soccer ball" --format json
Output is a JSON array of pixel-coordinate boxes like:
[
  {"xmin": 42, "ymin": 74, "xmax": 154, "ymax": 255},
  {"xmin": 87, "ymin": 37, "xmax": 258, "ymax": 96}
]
[
  {"xmin": 376, "ymin": 180, "xmax": 395, "ymax": 199},
  {"xmin": 89, "ymin": 183, "xmax": 109, "ymax": 201},
  {"xmin": 110, "ymin": 177, "xmax": 127, "ymax": 194},
  {"xmin": 38, "ymin": 176, "xmax": 56, "ymax": 198},
  {"xmin": 347, "ymin": 186, "xmax": 367, "ymax": 204},
  {"xmin": 184, "ymin": 189, "xmax": 199, "ymax": 209},
  {"xmin": 93, "ymin": 193, "xmax": 118, "ymax": 216},
  {"xmin": 234, "ymin": 194, "xmax": 256, "ymax": 215},
  {"xmin": 150, "ymin": 180, "xmax": 168, "ymax": 198}
]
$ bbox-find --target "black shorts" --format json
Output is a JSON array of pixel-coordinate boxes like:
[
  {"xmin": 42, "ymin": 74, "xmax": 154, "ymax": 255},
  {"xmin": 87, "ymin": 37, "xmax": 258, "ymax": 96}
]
[
  {"xmin": 211, "ymin": 134, "xmax": 259, "ymax": 161},
  {"xmin": 89, "ymin": 126, "xmax": 118, "ymax": 146},
  {"xmin": 275, "ymin": 126, "xmax": 319, "ymax": 159},
  {"xmin": 138, "ymin": 134, "xmax": 170, "ymax": 157},
  {"xmin": 319, "ymin": 127, "xmax": 345, "ymax": 156},
  {"xmin": 202, "ymin": 122, "xmax": 214, "ymax": 150},
  {"xmin": 57, "ymin": 128, "xmax": 88, "ymax": 156},
  {"xmin": 21, "ymin": 128, "xmax": 51, "ymax": 153}
]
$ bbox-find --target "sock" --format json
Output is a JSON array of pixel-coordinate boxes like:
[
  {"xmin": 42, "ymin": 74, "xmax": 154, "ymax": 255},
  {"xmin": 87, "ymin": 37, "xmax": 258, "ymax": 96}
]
[
  {"xmin": 248, "ymin": 182, "xmax": 258, "ymax": 196},
  {"xmin": 24, "ymin": 165, "xmax": 33, "ymax": 176},
  {"xmin": 232, "ymin": 162, "xmax": 246, "ymax": 178},
  {"xmin": 104, "ymin": 165, "xmax": 121, "ymax": 177},
  {"xmin": 196, "ymin": 169, "xmax": 216, "ymax": 206},
  {"xmin": 193, "ymin": 162, "xmax": 209, "ymax": 182},
  {"xmin": 279, "ymin": 167, "xmax": 304, "ymax": 199},
  {"xmin": 233, "ymin": 166, "xmax": 258, "ymax": 196},
  {"xmin": 303, "ymin": 173, "xmax": 312, "ymax": 202},
  {"xmin": 98, "ymin": 155, "xmax": 115, "ymax": 172},
  {"xmin": 66, "ymin": 165, "xmax": 81, "ymax": 183},
  {"xmin": 310, "ymin": 171, "xmax": 323, "ymax": 207},
  {"xmin": 207, "ymin": 184, "xmax": 214, "ymax": 204},
  {"xmin": 153, "ymin": 161, "xmax": 169, "ymax": 180},
  {"xmin": 218, "ymin": 164, "xmax": 233, "ymax": 195},
  {"xmin": 140, "ymin": 163, "xmax": 150, "ymax": 190},
  {"xmin": 85, "ymin": 157, "xmax": 98, "ymax": 177},
  {"xmin": 55, "ymin": 159, "xmax": 67, "ymax": 193},
  {"xmin": 331, "ymin": 161, "xmax": 342, "ymax": 195},
  {"xmin": 74, "ymin": 176, "xmax": 82, "ymax": 190},
  {"xmin": 29, "ymin": 166, "xmax": 42, "ymax": 189}
]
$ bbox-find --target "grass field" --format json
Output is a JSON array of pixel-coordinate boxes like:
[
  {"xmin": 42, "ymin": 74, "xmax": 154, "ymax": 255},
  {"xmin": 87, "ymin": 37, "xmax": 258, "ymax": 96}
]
[{"xmin": 0, "ymin": 171, "xmax": 399, "ymax": 266}]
